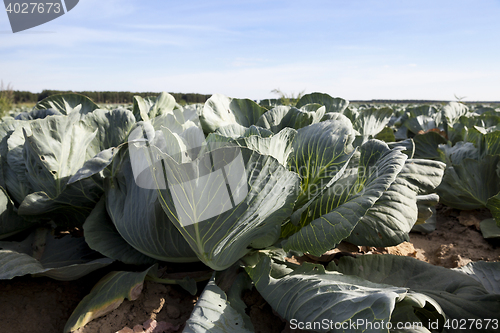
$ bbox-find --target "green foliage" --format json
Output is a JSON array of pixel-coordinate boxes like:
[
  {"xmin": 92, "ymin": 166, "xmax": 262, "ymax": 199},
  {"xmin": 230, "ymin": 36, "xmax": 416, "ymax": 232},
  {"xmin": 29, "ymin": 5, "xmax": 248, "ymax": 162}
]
[
  {"xmin": 1, "ymin": 92, "xmax": 499, "ymax": 332},
  {"xmin": 270, "ymin": 88, "xmax": 305, "ymax": 106},
  {"xmin": 0, "ymin": 81, "xmax": 14, "ymax": 117}
]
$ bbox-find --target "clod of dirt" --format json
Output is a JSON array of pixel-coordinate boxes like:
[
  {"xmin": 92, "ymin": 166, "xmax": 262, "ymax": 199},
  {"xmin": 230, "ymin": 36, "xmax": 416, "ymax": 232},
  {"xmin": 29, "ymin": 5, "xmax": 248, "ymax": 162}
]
[
  {"xmin": 116, "ymin": 327, "xmax": 134, "ymax": 333},
  {"xmin": 133, "ymin": 324, "xmax": 145, "ymax": 332},
  {"xmin": 458, "ymin": 210, "xmax": 482, "ymax": 230},
  {"xmin": 166, "ymin": 304, "xmax": 181, "ymax": 319},
  {"xmin": 433, "ymin": 244, "xmax": 473, "ymax": 268},
  {"xmin": 385, "ymin": 241, "xmax": 417, "ymax": 257}
]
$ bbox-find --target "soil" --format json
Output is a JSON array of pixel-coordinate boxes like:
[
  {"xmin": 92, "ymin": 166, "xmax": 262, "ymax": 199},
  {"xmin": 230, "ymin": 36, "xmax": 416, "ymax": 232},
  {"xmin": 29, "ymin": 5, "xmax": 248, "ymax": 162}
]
[{"xmin": 1, "ymin": 205, "xmax": 499, "ymax": 333}]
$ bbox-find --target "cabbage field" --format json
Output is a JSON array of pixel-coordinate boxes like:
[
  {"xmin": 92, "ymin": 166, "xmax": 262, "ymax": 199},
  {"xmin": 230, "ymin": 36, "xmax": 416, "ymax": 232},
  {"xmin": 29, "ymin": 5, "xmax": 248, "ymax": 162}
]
[{"xmin": 0, "ymin": 92, "xmax": 499, "ymax": 333}]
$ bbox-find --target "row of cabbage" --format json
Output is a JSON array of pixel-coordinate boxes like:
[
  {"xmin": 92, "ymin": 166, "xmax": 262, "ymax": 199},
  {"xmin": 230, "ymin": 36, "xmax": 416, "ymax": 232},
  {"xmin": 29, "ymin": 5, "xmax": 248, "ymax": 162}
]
[
  {"xmin": 386, "ymin": 101, "xmax": 500, "ymax": 237},
  {"xmin": 0, "ymin": 92, "xmax": 498, "ymax": 333}
]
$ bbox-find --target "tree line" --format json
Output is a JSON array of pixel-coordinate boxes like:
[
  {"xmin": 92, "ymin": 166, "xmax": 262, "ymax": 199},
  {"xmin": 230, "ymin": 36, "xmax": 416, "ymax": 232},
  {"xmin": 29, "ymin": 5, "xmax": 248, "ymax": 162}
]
[{"xmin": 11, "ymin": 90, "xmax": 212, "ymax": 105}]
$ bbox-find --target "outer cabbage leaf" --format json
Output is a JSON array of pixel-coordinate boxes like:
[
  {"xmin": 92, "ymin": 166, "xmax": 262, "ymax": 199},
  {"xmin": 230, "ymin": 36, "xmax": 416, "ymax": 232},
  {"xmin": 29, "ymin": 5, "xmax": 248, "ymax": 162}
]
[
  {"xmin": 15, "ymin": 116, "xmax": 104, "ymax": 226},
  {"xmin": 454, "ymin": 261, "xmax": 500, "ymax": 295},
  {"xmin": 64, "ymin": 265, "xmax": 155, "ymax": 332},
  {"xmin": 33, "ymin": 93, "xmax": 100, "ymax": 115},
  {"xmin": 485, "ymin": 130, "xmax": 500, "ymax": 156},
  {"xmin": 442, "ymin": 102, "xmax": 470, "ymax": 126},
  {"xmin": 486, "ymin": 192, "xmax": 500, "ymax": 226},
  {"xmin": 227, "ymin": 127, "xmax": 297, "ymax": 166},
  {"xmin": 83, "ymin": 108, "xmax": 136, "ymax": 155},
  {"xmin": 331, "ymin": 255, "xmax": 500, "ymax": 326},
  {"xmin": 199, "ymin": 94, "xmax": 266, "ymax": 133},
  {"xmin": 2, "ymin": 119, "xmax": 32, "ymax": 204},
  {"xmin": 389, "ymin": 139, "xmax": 415, "ymax": 158},
  {"xmin": 246, "ymin": 254, "xmax": 443, "ymax": 333},
  {"xmin": 83, "ymin": 198, "xmax": 157, "ymax": 265},
  {"xmin": 0, "ymin": 119, "xmax": 19, "ymax": 190},
  {"xmin": 0, "ymin": 228, "xmax": 113, "ymax": 281},
  {"xmin": 439, "ymin": 141, "xmax": 479, "ymax": 166},
  {"xmin": 394, "ymin": 159, "xmax": 446, "ymax": 195},
  {"xmin": 288, "ymin": 118, "xmax": 355, "ymax": 212},
  {"xmin": 404, "ymin": 115, "xmax": 438, "ymax": 135},
  {"xmin": 0, "ymin": 186, "xmax": 39, "ymax": 239},
  {"xmin": 132, "ymin": 92, "xmax": 177, "ymax": 122},
  {"xmin": 67, "ymin": 147, "xmax": 119, "ymax": 184},
  {"xmin": 295, "ymin": 92, "xmax": 349, "ymax": 114},
  {"xmin": 347, "ymin": 158, "xmax": 445, "ymax": 247},
  {"xmin": 15, "ymin": 108, "xmax": 62, "ymax": 120},
  {"xmin": 374, "ymin": 126, "xmax": 396, "ymax": 143},
  {"xmin": 352, "ymin": 107, "xmax": 393, "ymax": 145},
  {"xmin": 255, "ymin": 105, "xmax": 326, "ymax": 133},
  {"xmin": 214, "ymin": 124, "xmax": 273, "ymax": 139},
  {"xmin": 479, "ymin": 218, "xmax": 500, "ymax": 239},
  {"xmin": 184, "ymin": 272, "xmax": 254, "ymax": 333},
  {"xmin": 412, "ymin": 195, "xmax": 439, "ymax": 233},
  {"xmin": 437, "ymin": 155, "xmax": 500, "ymax": 210},
  {"xmin": 21, "ymin": 116, "xmax": 96, "ymax": 195},
  {"xmin": 105, "ymin": 152, "xmax": 199, "ymax": 263},
  {"xmin": 283, "ymin": 140, "xmax": 407, "ymax": 256},
  {"xmin": 413, "ymin": 132, "xmax": 447, "ymax": 161},
  {"xmin": 155, "ymin": 147, "xmax": 301, "ymax": 270}
]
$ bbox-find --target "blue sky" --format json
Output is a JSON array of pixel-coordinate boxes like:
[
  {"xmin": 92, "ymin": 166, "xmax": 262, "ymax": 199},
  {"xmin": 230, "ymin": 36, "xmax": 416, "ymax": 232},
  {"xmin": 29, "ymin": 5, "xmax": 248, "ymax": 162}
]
[{"xmin": 1, "ymin": 0, "xmax": 499, "ymax": 101}]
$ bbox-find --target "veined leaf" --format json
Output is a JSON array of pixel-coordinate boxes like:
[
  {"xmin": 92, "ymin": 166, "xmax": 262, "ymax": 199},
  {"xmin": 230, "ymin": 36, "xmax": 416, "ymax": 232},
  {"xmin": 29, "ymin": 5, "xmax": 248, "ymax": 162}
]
[
  {"xmin": 289, "ymin": 118, "xmax": 355, "ymax": 211},
  {"xmin": 256, "ymin": 105, "xmax": 326, "ymax": 133},
  {"xmin": 83, "ymin": 108, "xmax": 136, "ymax": 156},
  {"xmin": 33, "ymin": 93, "xmax": 100, "ymax": 116},
  {"xmin": 234, "ymin": 127, "xmax": 297, "ymax": 166},
  {"xmin": 352, "ymin": 106, "xmax": 393, "ymax": 145},
  {"xmin": 374, "ymin": 126, "xmax": 396, "ymax": 143},
  {"xmin": 3, "ymin": 119, "xmax": 32, "ymax": 204},
  {"xmin": 486, "ymin": 193, "xmax": 500, "ymax": 226},
  {"xmin": 439, "ymin": 141, "xmax": 480, "ymax": 166},
  {"xmin": 442, "ymin": 102, "xmax": 469, "ymax": 127},
  {"xmin": 413, "ymin": 132, "xmax": 447, "ymax": 161},
  {"xmin": 106, "ymin": 152, "xmax": 199, "ymax": 263},
  {"xmin": 64, "ymin": 265, "xmax": 155, "ymax": 332},
  {"xmin": 22, "ymin": 116, "xmax": 97, "ymax": 196},
  {"xmin": 184, "ymin": 272, "xmax": 254, "ymax": 333},
  {"xmin": 246, "ymin": 254, "xmax": 443, "ymax": 333},
  {"xmin": 485, "ymin": 131, "xmax": 500, "ymax": 156},
  {"xmin": 283, "ymin": 140, "xmax": 407, "ymax": 255},
  {"xmin": 200, "ymin": 94, "xmax": 267, "ymax": 133},
  {"xmin": 404, "ymin": 115, "xmax": 438, "ymax": 135},
  {"xmin": 83, "ymin": 198, "xmax": 157, "ymax": 265},
  {"xmin": 331, "ymin": 255, "xmax": 500, "ymax": 324},
  {"xmin": 155, "ymin": 146, "xmax": 301, "ymax": 270},
  {"xmin": 347, "ymin": 160, "xmax": 444, "ymax": 247},
  {"xmin": 437, "ymin": 155, "xmax": 500, "ymax": 210},
  {"xmin": 295, "ymin": 92, "xmax": 349, "ymax": 114},
  {"xmin": 133, "ymin": 92, "xmax": 177, "ymax": 122},
  {"xmin": 67, "ymin": 147, "xmax": 119, "ymax": 184},
  {"xmin": 209, "ymin": 127, "xmax": 296, "ymax": 167},
  {"xmin": 454, "ymin": 261, "xmax": 500, "ymax": 294},
  {"xmin": 214, "ymin": 124, "xmax": 273, "ymax": 139}
]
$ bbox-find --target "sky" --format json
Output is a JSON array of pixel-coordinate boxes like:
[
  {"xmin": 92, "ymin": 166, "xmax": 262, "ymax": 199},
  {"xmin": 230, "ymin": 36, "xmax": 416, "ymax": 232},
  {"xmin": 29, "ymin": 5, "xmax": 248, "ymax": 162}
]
[{"xmin": 1, "ymin": 0, "xmax": 500, "ymax": 101}]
